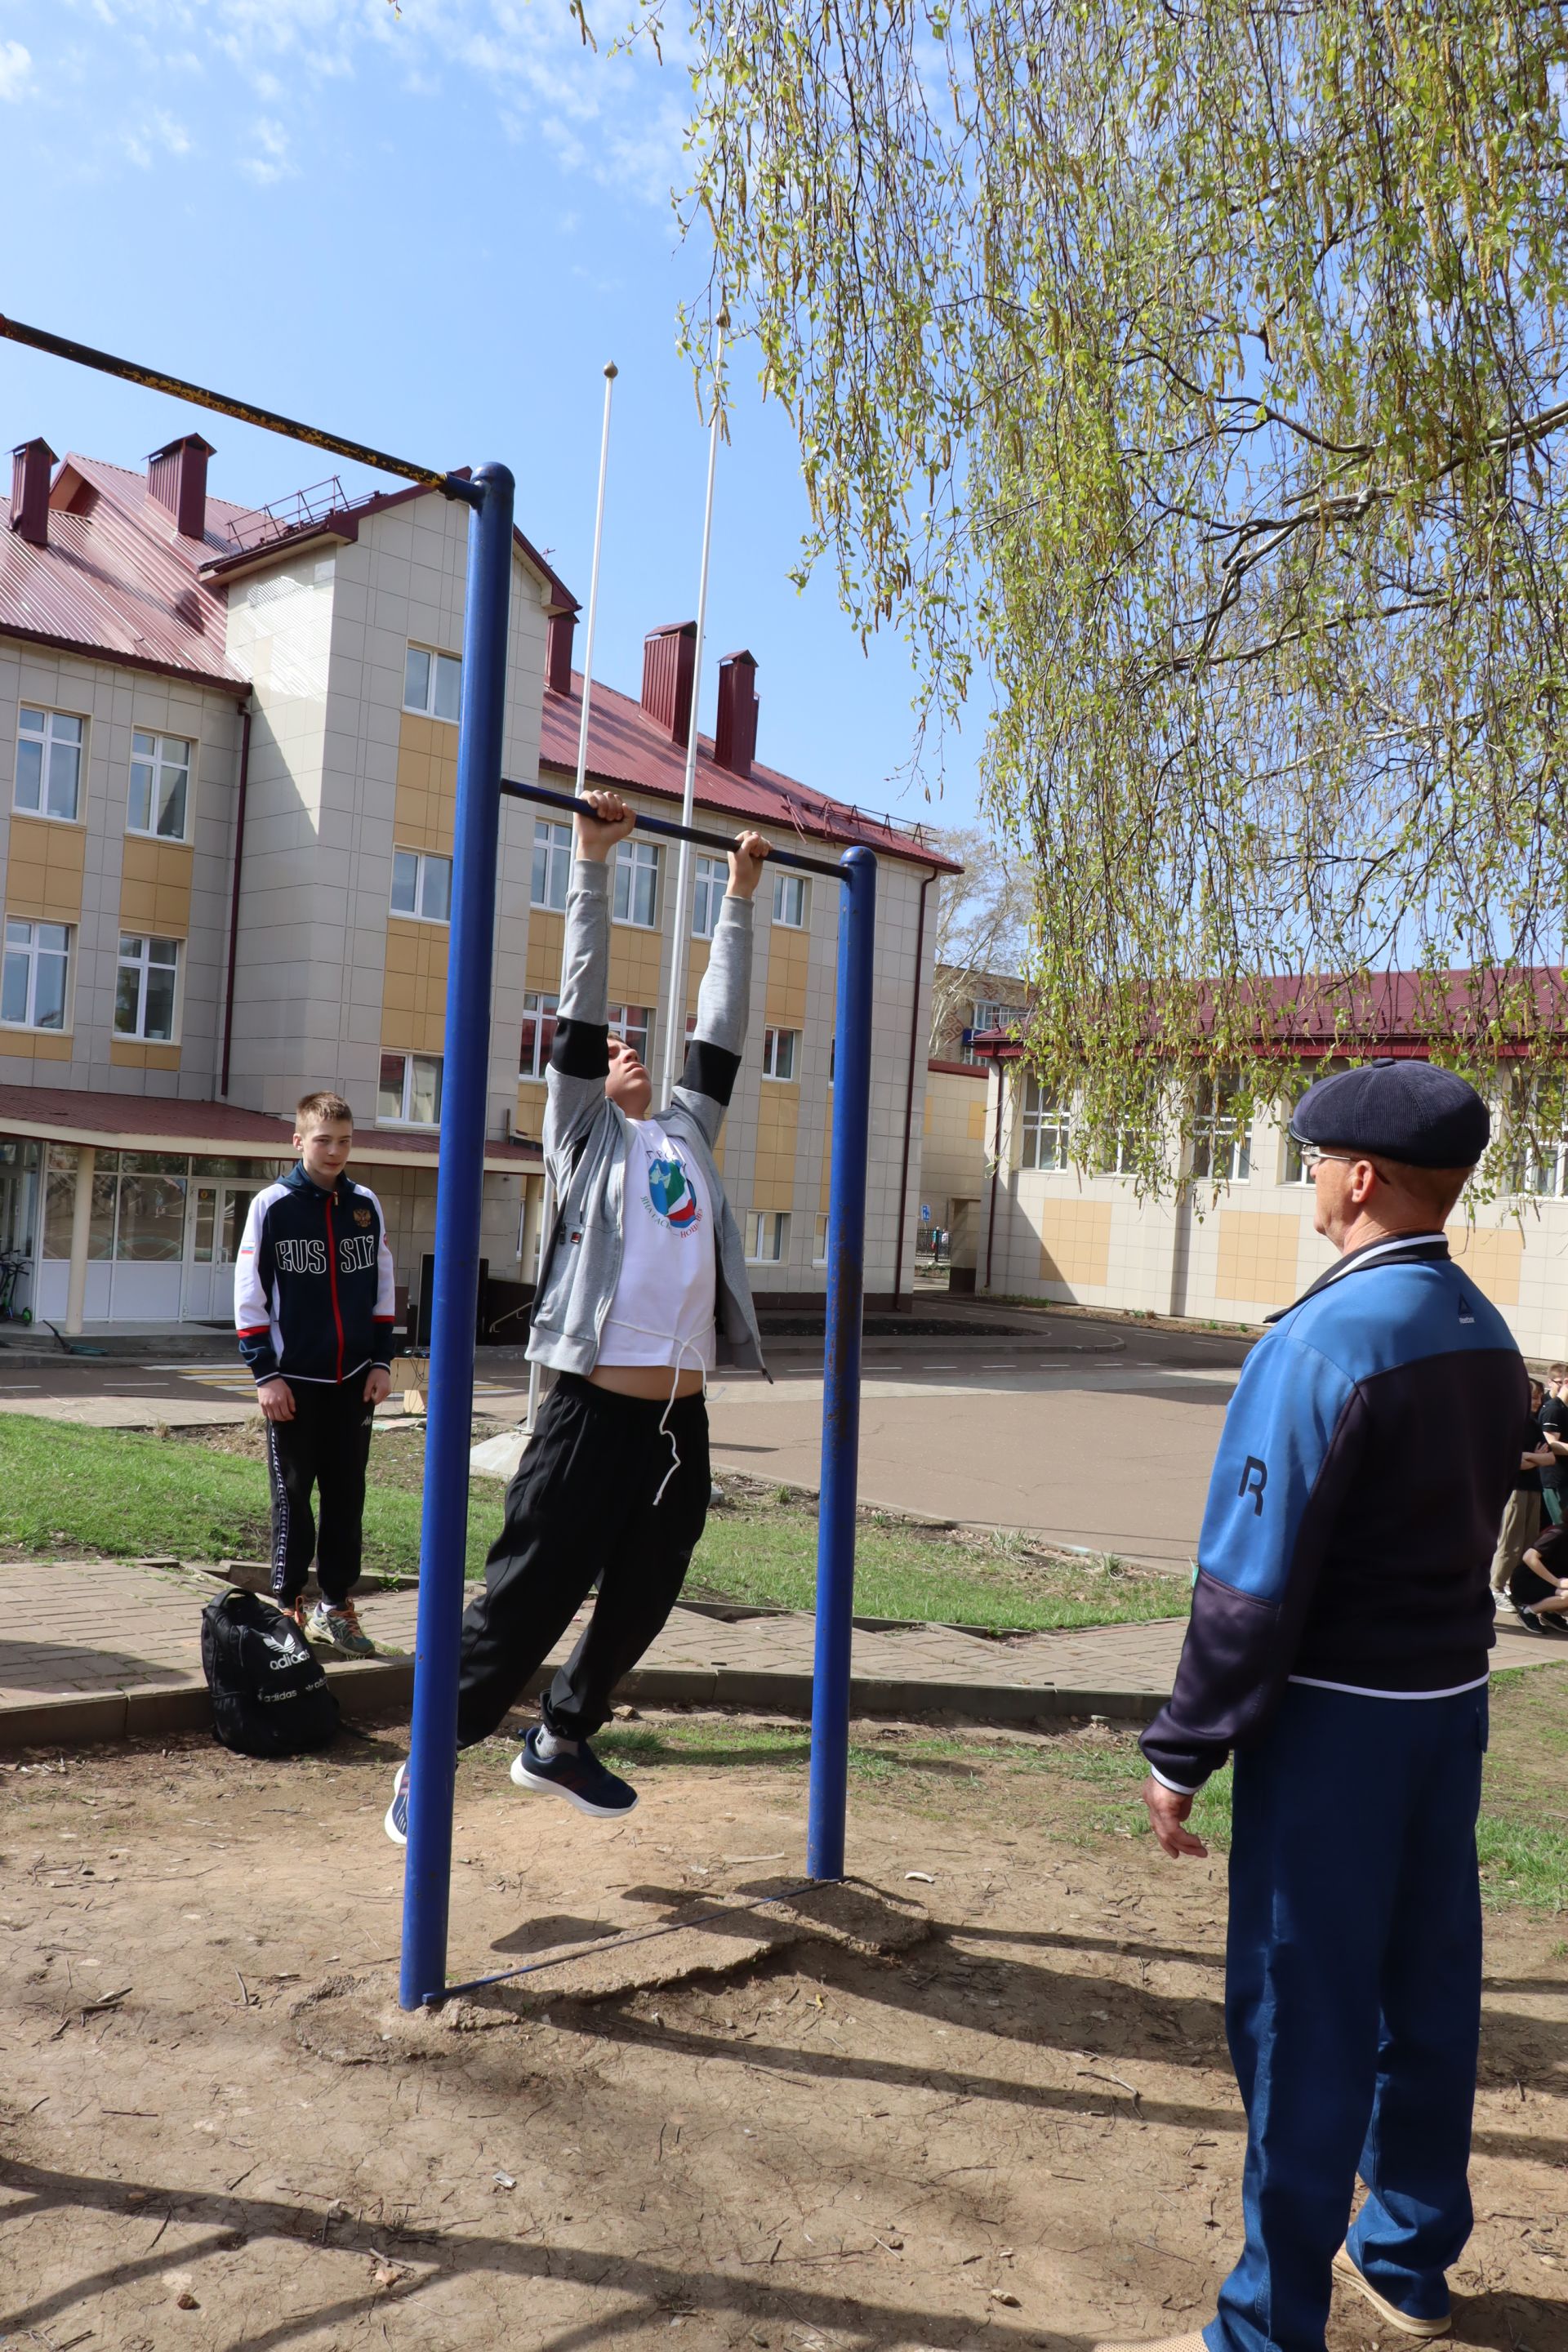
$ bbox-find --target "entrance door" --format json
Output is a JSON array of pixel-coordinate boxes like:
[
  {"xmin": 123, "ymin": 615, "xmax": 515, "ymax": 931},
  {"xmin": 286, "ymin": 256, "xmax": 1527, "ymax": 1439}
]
[{"xmin": 182, "ymin": 1181, "xmax": 264, "ymax": 1323}]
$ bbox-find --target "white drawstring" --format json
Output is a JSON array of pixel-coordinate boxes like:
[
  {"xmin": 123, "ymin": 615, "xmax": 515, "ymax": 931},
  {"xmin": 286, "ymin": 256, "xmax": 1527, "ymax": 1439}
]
[{"xmin": 597, "ymin": 1312, "xmax": 714, "ymax": 1507}]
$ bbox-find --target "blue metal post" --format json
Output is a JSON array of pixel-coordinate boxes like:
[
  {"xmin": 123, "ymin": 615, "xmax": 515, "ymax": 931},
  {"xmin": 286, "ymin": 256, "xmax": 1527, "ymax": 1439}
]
[
  {"xmin": 807, "ymin": 845, "xmax": 878, "ymax": 1879},
  {"xmin": 399, "ymin": 462, "xmax": 514, "ymax": 2011}
]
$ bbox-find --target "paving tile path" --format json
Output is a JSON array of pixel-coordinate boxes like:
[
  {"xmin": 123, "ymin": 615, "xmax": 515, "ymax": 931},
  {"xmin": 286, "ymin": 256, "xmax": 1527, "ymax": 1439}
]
[{"xmin": 0, "ymin": 1557, "xmax": 1559, "ymax": 1750}]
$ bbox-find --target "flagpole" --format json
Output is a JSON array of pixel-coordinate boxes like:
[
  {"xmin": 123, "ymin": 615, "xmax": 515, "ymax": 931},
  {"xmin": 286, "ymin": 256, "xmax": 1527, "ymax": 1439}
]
[
  {"xmin": 658, "ymin": 319, "xmax": 726, "ymax": 1107},
  {"xmin": 526, "ymin": 360, "xmax": 617, "ymax": 1434}
]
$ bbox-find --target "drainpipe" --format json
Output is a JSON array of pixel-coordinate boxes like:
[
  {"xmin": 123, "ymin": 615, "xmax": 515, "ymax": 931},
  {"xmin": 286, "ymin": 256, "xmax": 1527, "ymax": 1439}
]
[
  {"xmin": 891, "ymin": 866, "xmax": 938, "ymax": 1313},
  {"xmin": 983, "ymin": 1057, "xmax": 1005, "ymax": 1293},
  {"xmin": 219, "ymin": 699, "xmax": 253, "ymax": 1099}
]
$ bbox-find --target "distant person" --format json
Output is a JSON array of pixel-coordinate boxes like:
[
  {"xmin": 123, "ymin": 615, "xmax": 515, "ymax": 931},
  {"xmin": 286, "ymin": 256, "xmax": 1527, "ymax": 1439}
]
[
  {"xmin": 385, "ymin": 791, "xmax": 771, "ymax": 1845},
  {"xmin": 235, "ymin": 1091, "xmax": 396, "ymax": 1656},
  {"xmin": 1511, "ymin": 1522, "xmax": 1568, "ymax": 1633},
  {"xmin": 1110, "ymin": 1060, "xmax": 1522, "ymax": 2352},
  {"xmin": 1488, "ymin": 1377, "xmax": 1553, "ymax": 1598},
  {"xmin": 1535, "ymin": 1362, "xmax": 1568, "ymax": 1525}
]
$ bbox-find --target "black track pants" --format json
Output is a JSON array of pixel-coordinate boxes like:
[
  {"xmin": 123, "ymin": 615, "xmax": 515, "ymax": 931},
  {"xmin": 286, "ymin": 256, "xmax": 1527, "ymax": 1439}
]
[
  {"xmin": 265, "ymin": 1379, "xmax": 376, "ymax": 1607},
  {"xmin": 456, "ymin": 1371, "xmax": 710, "ymax": 1748}
]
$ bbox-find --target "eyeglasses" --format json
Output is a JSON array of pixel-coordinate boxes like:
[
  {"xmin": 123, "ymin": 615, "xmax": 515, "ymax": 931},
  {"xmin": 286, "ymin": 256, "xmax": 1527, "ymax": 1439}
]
[{"xmin": 1296, "ymin": 1145, "xmax": 1358, "ymax": 1173}]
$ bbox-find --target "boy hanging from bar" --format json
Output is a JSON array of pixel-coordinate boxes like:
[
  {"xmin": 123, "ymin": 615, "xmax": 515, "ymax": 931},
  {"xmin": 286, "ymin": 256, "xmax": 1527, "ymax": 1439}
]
[{"xmin": 386, "ymin": 789, "xmax": 770, "ymax": 1841}]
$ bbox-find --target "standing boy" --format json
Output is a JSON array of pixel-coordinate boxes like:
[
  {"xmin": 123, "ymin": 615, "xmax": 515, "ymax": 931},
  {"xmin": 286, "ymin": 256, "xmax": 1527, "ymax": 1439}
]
[
  {"xmin": 386, "ymin": 789, "xmax": 769, "ymax": 1842},
  {"xmin": 236, "ymin": 1091, "xmax": 397, "ymax": 1656}
]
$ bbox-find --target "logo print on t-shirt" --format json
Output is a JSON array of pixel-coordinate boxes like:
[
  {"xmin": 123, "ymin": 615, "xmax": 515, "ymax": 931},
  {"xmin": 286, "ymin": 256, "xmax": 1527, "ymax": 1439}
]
[{"xmin": 647, "ymin": 1153, "xmax": 700, "ymax": 1232}]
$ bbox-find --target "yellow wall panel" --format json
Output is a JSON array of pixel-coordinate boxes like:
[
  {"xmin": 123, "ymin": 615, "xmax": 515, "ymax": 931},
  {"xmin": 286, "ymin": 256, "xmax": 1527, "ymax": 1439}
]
[
  {"xmin": 765, "ymin": 921, "xmax": 809, "ymax": 1025},
  {"xmin": 609, "ymin": 925, "xmax": 664, "ymax": 1004},
  {"xmin": 0, "ymin": 1027, "xmax": 72, "ymax": 1059},
  {"xmin": 1038, "ymin": 1197, "xmax": 1113, "ymax": 1289},
  {"xmin": 6, "ymin": 816, "xmax": 86, "ymax": 922},
  {"xmin": 1214, "ymin": 1210, "xmax": 1301, "ymax": 1307},
  {"xmin": 1446, "ymin": 1221, "xmax": 1524, "ymax": 1307},
  {"xmin": 525, "ymin": 913, "xmax": 564, "ymax": 994},
  {"xmin": 394, "ymin": 712, "xmax": 458, "ymax": 854},
  {"xmin": 111, "ymin": 1040, "xmax": 180, "ymax": 1071}
]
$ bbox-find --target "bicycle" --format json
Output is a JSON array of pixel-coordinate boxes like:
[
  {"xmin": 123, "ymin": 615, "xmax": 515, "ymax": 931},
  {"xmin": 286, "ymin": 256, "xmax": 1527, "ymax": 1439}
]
[{"xmin": 0, "ymin": 1248, "xmax": 32, "ymax": 1323}]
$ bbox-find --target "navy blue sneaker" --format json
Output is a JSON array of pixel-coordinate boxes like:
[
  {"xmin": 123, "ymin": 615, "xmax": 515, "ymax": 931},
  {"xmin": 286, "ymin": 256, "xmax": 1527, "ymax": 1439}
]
[
  {"xmin": 510, "ymin": 1726, "xmax": 637, "ymax": 1818},
  {"xmin": 384, "ymin": 1762, "xmax": 410, "ymax": 1846}
]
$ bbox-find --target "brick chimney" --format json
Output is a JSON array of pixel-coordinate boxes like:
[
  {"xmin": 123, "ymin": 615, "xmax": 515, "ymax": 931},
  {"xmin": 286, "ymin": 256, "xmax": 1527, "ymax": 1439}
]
[
  {"xmin": 9, "ymin": 439, "xmax": 56, "ymax": 548},
  {"xmin": 640, "ymin": 621, "xmax": 697, "ymax": 747},
  {"xmin": 546, "ymin": 607, "xmax": 577, "ymax": 696},
  {"xmin": 146, "ymin": 432, "xmax": 215, "ymax": 539},
  {"xmin": 715, "ymin": 649, "xmax": 760, "ymax": 778}
]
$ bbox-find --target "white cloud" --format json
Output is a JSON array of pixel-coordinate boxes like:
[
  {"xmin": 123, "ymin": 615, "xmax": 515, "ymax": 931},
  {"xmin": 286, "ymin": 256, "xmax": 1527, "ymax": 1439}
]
[
  {"xmin": 238, "ymin": 114, "xmax": 296, "ymax": 184},
  {"xmin": 0, "ymin": 38, "xmax": 31, "ymax": 100},
  {"xmin": 122, "ymin": 107, "xmax": 192, "ymax": 166}
]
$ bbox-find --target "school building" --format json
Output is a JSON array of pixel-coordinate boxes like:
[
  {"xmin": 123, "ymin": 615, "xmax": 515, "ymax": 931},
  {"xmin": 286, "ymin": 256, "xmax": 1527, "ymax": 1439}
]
[
  {"xmin": 969, "ymin": 989, "xmax": 1568, "ymax": 1358},
  {"xmin": 0, "ymin": 428, "xmax": 953, "ymax": 1338}
]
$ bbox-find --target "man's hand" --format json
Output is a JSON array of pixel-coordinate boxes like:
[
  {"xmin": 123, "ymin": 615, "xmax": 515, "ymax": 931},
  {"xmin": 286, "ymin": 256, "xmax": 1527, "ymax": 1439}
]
[
  {"xmin": 726, "ymin": 830, "xmax": 770, "ymax": 901},
  {"xmin": 573, "ymin": 787, "xmax": 637, "ymax": 862},
  {"xmin": 257, "ymin": 1378, "xmax": 296, "ymax": 1423},
  {"xmin": 1142, "ymin": 1775, "xmax": 1209, "ymax": 1860},
  {"xmin": 364, "ymin": 1366, "xmax": 392, "ymax": 1406}
]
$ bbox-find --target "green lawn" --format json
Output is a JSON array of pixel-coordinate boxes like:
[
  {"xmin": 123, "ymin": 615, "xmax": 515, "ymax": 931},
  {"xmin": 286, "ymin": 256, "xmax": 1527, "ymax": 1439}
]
[{"xmin": 0, "ymin": 1416, "xmax": 1187, "ymax": 1633}]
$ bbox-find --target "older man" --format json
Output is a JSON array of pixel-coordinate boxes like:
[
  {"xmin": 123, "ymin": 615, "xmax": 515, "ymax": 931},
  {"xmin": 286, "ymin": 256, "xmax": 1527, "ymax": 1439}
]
[{"xmin": 1101, "ymin": 1061, "xmax": 1524, "ymax": 2352}]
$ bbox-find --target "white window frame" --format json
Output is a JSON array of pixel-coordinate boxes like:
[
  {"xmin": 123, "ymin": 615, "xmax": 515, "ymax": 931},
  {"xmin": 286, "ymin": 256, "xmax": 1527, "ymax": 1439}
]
[
  {"xmin": 532, "ymin": 818, "xmax": 572, "ymax": 912},
  {"xmin": 1, "ymin": 918, "xmax": 72, "ymax": 1031},
  {"xmin": 403, "ymin": 644, "xmax": 463, "ymax": 724},
  {"xmin": 1019, "ymin": 1075, "xmax": 1073, "ymax": 1171},
  {"xmin": 114, "ymin": 933, "xmax": 181, "ymax": 1044},
  {"xmin": 378, "ymin": 1049, "xmax": 443, "ymax": 1128},
  {"xmin": 612, "ymin": 836, "xmax": 661, "ymax": 929},
  {"xmin": 608, "ymin": 1003, "xmax": 653, "ymax": 1064},
  {"xmin": 127, "ymin": 730, "xmax": 192, "ymax": 842},
  {"xmin": 1191, "ymin": 1075, "xmax": 1252, "ymax": 1184},
  {"xmin": 15, "ymin": 706, "xmax": 85, "ymax": 824},
  {"xmin": 773, "ymin": 871, "xmax": 808, "ymax": 929},
  {"xmin": 963, "ymin": 998, "xmax": 1025, "ymax": 1064},
  {"xmin": 519, "ymin": 990, "xmax": 559, "ymax": 1080},
  {"xmin": 761, "ymin": 1026, "xmax": 800, "ymax": 1081},
  {"xmin": 746, "ymin": 1209, "xmax": 790, "ymax": 1263},
  {"xmin": 813, "ymin": 1212, "xmax": 830, "ymax": 1265},
  {"xmin": 692, "ymin": 853, "xmax": 728, "ymax": 939},
  {"xmin": 390, "ymin": 846, "xmax": 452, "ymax": 924}
]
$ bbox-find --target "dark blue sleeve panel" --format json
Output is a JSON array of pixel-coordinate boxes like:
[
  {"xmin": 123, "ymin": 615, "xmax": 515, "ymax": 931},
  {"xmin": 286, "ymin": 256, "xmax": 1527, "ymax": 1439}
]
[{"xmin": 1141, "ymin": 1330, "xmax": 1366, "ymax": 1792}]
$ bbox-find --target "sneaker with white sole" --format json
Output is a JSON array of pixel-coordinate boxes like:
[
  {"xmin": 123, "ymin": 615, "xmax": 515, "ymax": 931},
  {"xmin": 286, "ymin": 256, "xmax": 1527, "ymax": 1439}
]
[
  {"xmin": 384, "ymin": 1762, "xmax": 410, "ymax": 1846},
  {"xmin": 1333, "ymin": 2247, "xmax": 1450, "ymax": 2339},
  {"xmin": 305, "ymin": 1601, "xmax": 376, "ymax": 1658},
  {"xmin": 510, "ymin": 1726, "xmax": 638, "ymax": 1817}
]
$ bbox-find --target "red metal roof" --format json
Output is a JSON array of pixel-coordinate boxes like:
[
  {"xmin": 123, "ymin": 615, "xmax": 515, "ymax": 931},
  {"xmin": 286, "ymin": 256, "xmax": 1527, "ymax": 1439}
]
[
  {"xmin": 0, "ymin": 452, "xmax": 249, "ymax": 694},
  {"xmin": 539, "ymin": 672, "xmax": 959, "ymax": 870},
  {"xmin": 0, "ymin": 1084, "xmax": 539, "ymax": 1170}
]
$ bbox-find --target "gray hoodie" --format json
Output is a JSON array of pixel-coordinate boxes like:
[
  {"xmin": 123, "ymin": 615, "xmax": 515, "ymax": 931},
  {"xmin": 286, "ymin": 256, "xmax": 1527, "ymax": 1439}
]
[{"xmin": 527, "ymin": 855, "xmax": 767, "ymax": 1379}]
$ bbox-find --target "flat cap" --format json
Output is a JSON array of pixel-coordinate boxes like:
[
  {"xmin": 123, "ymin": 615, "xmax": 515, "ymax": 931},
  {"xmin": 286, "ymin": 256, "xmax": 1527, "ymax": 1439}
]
[{"xmin": 1290, "ymin": 1059, "xmax": 1490, "ymax": 1169}]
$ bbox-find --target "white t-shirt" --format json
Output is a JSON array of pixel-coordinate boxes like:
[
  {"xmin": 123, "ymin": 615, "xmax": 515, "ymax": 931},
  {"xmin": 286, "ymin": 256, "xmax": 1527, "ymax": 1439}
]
[{"xmin": 597, "ymin": 1119, "xmax": 718, "ymax": 1372}]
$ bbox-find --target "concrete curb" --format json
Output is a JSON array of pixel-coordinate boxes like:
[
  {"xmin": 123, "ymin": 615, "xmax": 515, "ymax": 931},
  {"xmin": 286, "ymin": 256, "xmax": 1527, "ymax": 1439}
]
[{"xmin": 0, "ymin": 1653, "xmax": 1163, "ymax": 1751}]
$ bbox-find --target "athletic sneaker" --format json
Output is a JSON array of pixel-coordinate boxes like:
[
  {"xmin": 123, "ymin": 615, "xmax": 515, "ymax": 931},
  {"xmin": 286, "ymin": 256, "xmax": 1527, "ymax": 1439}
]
[
  {"xmin": 305, "ymin": 1601, "xmax": 376, "ymax": 1657},
  {"xmin": 510, "ymin": 1726, "xmax": 638, "ymax": 1818},
  {"xmin": 384, "ymin": 1762, "xmax": 410, "ymax": 1846},
  {"xmin": 1332, "ymin": 2247, "xmax": 1450, "ymax": 2339}
]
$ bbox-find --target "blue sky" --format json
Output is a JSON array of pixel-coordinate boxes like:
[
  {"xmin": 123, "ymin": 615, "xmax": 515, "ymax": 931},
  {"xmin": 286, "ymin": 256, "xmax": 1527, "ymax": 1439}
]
[{"xmin": 0, "ymin": 0, "xmax": 984, "ymax": 831}]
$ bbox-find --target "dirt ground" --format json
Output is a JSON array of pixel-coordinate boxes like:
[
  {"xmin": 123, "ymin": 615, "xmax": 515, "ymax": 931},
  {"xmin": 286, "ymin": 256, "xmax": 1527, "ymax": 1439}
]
[{"xmin": 0, "ymin": 1717, "xmax": 1564, "ymax": 2352}]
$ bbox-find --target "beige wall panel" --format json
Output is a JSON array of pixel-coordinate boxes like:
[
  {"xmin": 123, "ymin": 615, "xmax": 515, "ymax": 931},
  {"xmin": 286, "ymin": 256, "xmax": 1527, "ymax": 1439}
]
[
  {"xmin": 394, "ymin": 714, "xmax": 457, "ymax": 855},
  {"xmin": 1038, "ymin": 1196, "xmax": 1113, "ymax": 1288},
  {"xmin": 754, "ymin": 1083, "xmax": 800, "ymax": 1198},
  {"xmin": 110, "ymin": 1040, "xmax": 180, "ymax": 1071},
  {"xmin": 515, "ymin": 1082, "xmax": 544, "ymax": 1145},
  {"xmin": 1446, "ymin": 1221, "xmax": 1525, "ymax": 1307},
  {"xmin": 765, "ymin": 922, "xmax": 809, "ymax": 1025},
  {"xmin": 1214, "ymin": 1210, "xmax": 1303, "ymax": 1307},
  {"xmin": 5, "ymin": 815, "xmax": 86, "ymax": 921},
  {"xmin": 609, "ymin": 926, "xmax": 664, "ymax": 1005},
  {"xmin": 0, "ymin": 1027, "xmax": 72, "ymax": 1061},
  {"xmin": 525, "ymin": 911, "xmax": 564, "ymax": 994}
]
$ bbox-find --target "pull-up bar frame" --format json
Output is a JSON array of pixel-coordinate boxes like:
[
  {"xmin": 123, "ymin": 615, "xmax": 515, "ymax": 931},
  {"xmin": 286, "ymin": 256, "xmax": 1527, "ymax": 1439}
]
[{"xmin": 501, "ymin": 775, "xmax": 844, "ymax": 880}]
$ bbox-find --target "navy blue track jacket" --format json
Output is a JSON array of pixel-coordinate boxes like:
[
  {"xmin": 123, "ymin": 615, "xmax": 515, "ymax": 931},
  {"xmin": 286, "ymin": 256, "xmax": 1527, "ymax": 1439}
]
[
  {"xmin": 234, "ymin": 1163, "xmax": 396, "ymax": 1388},
  {"xmin": 1141, "ymin": 1234, "xmax": 1526, "ymax": 1793}
]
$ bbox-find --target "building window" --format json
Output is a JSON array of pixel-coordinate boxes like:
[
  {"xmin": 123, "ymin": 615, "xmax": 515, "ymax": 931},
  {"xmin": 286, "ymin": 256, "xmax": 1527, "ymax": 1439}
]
[
  {"xmin": 613, "ymin": 837, "xmax": 660, "ymax": 929},
  {"xmin": 16, "ymin": 706, "xmax": 84, "ymax": 822},
  {"xmin": 1020, "ymin": 1076, "xmax": 1073, "ymax": 1170},
  {"xmin": 519, "ymin": 990, "xmax": 559, "ymax": 1080},
  {"xmin": 746, "ymin": 1210, "xmax": 790, "ymax": 1263},
  {"xmin": 532, "ymin": 818, "xmax": 572, "ymax": 911},
  {"xmin": 813, "ymin": 1212, "xmax": 830, "ymax": 1265},
  {"xmin": 608, "ymin": 1004, "xmax": 653, "ymax": 1064},
  {"xmin": 963, "ymin": 999, "xmax": 1025, "ymax": 1063},
  {"xmin": 114, "ymin": 934, "xmax": 180, "ymax": 1043},
  {"xmin": 2, "ymin": 919, "xmax": 71, "ymax": 1030},
  {"xmin": 762, "ymin": 1026, "xmax": 800, "ymax": 1081},
  {"xmin": 390, "ymin": 847, "xmax": 452, "ymax": 923},
  {"xmin": 692, "ymin": 853, "xmax": 728, "ymax": 939},
  {"xmin": 128, "ymin": 732, "xmax": 191, "ymax": 840},
  {"xmin": 404, "ymin": 644, "xmax": 462, "ymax": 724},
  {"xmin": 1191, "ymin": 1074, "xmax": 1252, "ymax": 1183},
  {"xmin": 773, "ymin": 871, "xmax": 808, "ymax": 928},
  {"xmin": 379, "ymin": 1050, "xmax": 443, "ymax": 1126}
]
